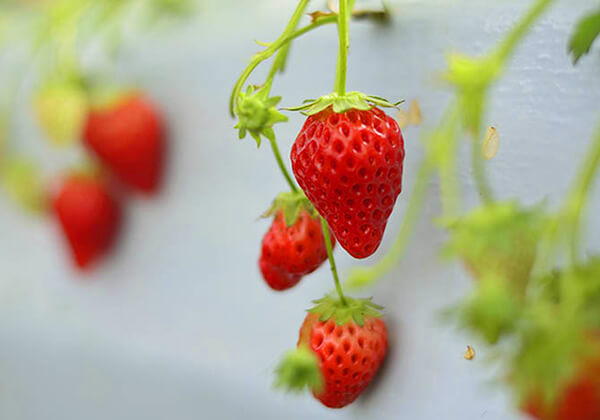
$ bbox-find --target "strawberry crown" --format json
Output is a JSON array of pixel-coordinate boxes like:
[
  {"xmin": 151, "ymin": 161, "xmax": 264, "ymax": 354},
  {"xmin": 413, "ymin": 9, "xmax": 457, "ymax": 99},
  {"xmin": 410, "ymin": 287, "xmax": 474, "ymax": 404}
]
[
  {"xmin": 284, "ymin": 91, "xmax": 403, "ymax": 115},
  {"xmin": 308, "ymin": 295, "xmax": 383, "ymax": 327},
  {"xmin": 263, "ymin": 190, "xmax": 316, "ymax": 227},
  {"xmin": 274, "ymin": 346, "xmax": 324, "ymax": 394}
]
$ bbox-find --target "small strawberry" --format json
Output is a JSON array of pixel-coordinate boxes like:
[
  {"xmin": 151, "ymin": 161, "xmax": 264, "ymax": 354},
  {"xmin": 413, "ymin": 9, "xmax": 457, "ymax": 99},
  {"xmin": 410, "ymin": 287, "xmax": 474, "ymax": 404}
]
[
  {"xmin": 276, "ymin": 296, "xmax": 388, "ymax": 408},
  {"xmin": 84, "ymin": 92, "xmax": 165, "ymax": 194},
  {"xmin": 53, "ymin": 174, "xmax": 121, "ymax": 269},
  {"xmin": 259, "ymin": 191, "xmax": 333, "ymax": 291},
  {"xmin": 290, "ymin": 106, "xmax": 405, "ymax": 259}
]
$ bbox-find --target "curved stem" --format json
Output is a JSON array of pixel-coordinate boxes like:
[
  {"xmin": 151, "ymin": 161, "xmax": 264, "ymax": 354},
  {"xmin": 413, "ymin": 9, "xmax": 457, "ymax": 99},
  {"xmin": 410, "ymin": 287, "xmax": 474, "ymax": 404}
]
[
  {"xmin": 565, "ymin": 121, "xmax": 600, "ymax": 263},
  {"xmin": 334, "ymin": 0, "xmax": 351, "ymax": 96},
  {"xmin": 471, "ymin": 133, "xmax": 494, "ymax": 204},
  {"xmin": 494, "ymin": 0, "xmax": 557, "ymax": 62},
  {"xmin": 321, "ymin": 217, "xmax": 347, "ymax": 305},
  {"xmin": 269, "ymin": 136, "xmax": 297, "ymax": 192},
  {"xmin": 230, "ymin": 16, "xmax": 337, "ymax": 116}
]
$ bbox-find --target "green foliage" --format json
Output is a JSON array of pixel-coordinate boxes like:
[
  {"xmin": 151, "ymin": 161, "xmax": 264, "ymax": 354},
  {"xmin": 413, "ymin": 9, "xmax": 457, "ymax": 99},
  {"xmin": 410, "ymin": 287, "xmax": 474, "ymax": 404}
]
[
  {"xmin": 308, "ymin": 295, "xmax": 383, "ymax": 327},
  {"xmin": 234, "ymin": 85, "xmax": 287, "ymax": 147},
  {"xmin": 568, "ymin": 7, "xmax": 600, "ymax": 64},
  {"xmin": 456, "ymin": 275, "xmax": 523, "ymax": 344},
  {"xmin": 275, "ymin": 346, "xmax": 324, "ymax": 394},
  {"xmin": 444, "ymin": 202, "xmax": 546, "ymax": 294}
]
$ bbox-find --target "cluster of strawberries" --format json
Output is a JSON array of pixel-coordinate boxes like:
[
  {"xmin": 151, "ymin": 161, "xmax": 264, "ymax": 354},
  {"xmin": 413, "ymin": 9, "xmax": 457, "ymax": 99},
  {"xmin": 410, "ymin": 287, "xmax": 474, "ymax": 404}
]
[
  {"xmin": 257, "ymin": 106, "xmax": 405, "ymax": 408},
  {"xmin": 49, "ymin": 92, "xmax": 165, "ymax": 269}
]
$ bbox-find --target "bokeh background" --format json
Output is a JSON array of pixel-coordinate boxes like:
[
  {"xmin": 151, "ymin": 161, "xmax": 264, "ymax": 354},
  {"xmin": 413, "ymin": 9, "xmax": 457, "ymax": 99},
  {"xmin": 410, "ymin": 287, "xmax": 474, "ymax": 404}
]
[{"xmin": 1, "ymin": 0, "xmax": 600, "ymax": 419}]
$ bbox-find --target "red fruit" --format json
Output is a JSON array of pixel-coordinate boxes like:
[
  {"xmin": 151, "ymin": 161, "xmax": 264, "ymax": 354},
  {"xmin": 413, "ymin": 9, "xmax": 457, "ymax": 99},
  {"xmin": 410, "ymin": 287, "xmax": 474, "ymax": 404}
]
[
  {"xmin": 259, "ymin": 209, "xmax": 333, "ymax": 291},
  {"xmin": 523, "ymin": 361, "xmax": 600, "ymax": 420},
  {"xmin": 53, "ymin": 175, "xmax": 121, "ymax": 269},
  {"xmin": 291, "ymin": 106, "xmax": 405, "ymax": 259},
  {"xmin": 84, "ymin": 94, "xmax": 165, "ymax": 194},
  {"xmin": 298, "ymin": 301, "xmax": 388, "ymax": 408}
]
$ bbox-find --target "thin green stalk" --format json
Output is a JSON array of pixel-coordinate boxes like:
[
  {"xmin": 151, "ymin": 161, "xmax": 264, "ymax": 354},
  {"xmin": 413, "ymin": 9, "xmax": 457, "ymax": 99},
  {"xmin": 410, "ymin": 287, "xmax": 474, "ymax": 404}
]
[
  {"xmin": 269, "ymin": 137, "xmax": 297, "ymax": 192},
  {"xmin": 494, "ymin": 0, "xmax": 557, "ymax": 62},
  {"xmin": 565, "ymin": 121, "xmax": 600, "ymax": 263},
  {"xmin": 230, "ymin": 13, "xmax": 337, "ymax": 115},
  {"xmin": 334, "ymin": 0, "xmax": 350, "ymax": 96},
  {"xmin": 321, "ymin": 217, "xmax": 347, "ymax": 305}
]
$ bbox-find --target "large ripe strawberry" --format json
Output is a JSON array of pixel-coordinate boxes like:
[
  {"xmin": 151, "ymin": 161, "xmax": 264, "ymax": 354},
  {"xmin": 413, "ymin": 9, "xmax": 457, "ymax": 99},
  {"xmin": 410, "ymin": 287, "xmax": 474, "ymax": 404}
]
[
  {"xmin": 291, "ymin": 106, "xmax": 404, "ymax": 259},
  {"xmin": 276, "ymin": 296, "xmax": 388, "ymax": 408},
  {"xmin": 84, "ymin": 92, "xmax": 164, "ymax": 194},
  {"xmin": 53, "ymin": 174, "xmax": 121, "ymax": 269},
  {"xmin": 259, "ymin": 192, "xmax": 334, "ymax": 291}
]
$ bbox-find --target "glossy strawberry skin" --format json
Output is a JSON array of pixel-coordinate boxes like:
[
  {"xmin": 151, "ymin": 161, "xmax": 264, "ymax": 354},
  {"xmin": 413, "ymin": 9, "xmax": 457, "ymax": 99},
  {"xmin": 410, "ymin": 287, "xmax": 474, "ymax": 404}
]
[
  {"xmin": 259, "ymin": 209, "xmax": 333, "ymax": 291},
  {"xmin": 53, "ymin": 176, "xmax": 121, "ymax": 269},
  {"xmin": 524, "ymin": 362, "xmax": 600, "ymax": 420},
  {"xmin": 291, "ymin": 107, "xmax": 405, "ymax": 259},
  {"xmin": 298, "ymin": 312, "xmax": 388, "ymax": 408},
  {"xmin": 84, "ymin": 95, "xmax": 164, "ymax": 194}
]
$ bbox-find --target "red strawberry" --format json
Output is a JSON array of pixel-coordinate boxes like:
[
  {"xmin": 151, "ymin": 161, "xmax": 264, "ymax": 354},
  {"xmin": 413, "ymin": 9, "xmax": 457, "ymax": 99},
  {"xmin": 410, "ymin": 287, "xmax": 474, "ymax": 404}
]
[
  {"xmin": 291, "ymin": 106, "xmax": 404, "ymax": 259},
  {"xmin": 53, "ymin": 174, "xmax": 121, "ymax": 269},
  {"xmin": 84, "ymin": 93, "xmax": 165, "ymax": 194},
  {"xmin": 523, "ymin": 361, "xmax": 600, "ymax": 420},
  {"xmin": 259, "ymin": 192, "xmax": 334, "ymax": 291},
  {"xmin": 276, "ymin": 296, "xmax": 388, "ymax": 408}
]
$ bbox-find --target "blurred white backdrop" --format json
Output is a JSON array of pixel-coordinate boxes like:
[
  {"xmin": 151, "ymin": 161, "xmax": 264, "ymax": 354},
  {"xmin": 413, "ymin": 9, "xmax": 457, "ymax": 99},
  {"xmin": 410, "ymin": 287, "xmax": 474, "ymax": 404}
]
[{"xmin": 1, "ymin": 0, "xmax": 600, "ymax": 419}]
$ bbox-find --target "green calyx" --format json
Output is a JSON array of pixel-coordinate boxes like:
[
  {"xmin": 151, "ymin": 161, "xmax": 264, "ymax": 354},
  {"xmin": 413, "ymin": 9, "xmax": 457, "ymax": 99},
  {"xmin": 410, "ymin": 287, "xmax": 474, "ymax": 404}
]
[
  {"xmin": 443, "ymin": 201, "xmax": 546, "ymax": 292},
  {"xmin": 274, "ymin": 345, "xmax": 324, "ymax": 394},
  {"xmin": 457, "ymin": 274, "xmax": 523, "ymax": 344},
  {"xmin": 234, "ymin": 85, "xmax": 288, "ymax": 147},
  {"xmin": 284, "ymin": 91, "xmax": 403, "ymax": 115},
  {"xmin": 263, "ymin": 190, "xmax": 315, "ymax": 227},
  {"xmin": 308, "ymin": 295, "xmax": 383, "ymax": 327}
]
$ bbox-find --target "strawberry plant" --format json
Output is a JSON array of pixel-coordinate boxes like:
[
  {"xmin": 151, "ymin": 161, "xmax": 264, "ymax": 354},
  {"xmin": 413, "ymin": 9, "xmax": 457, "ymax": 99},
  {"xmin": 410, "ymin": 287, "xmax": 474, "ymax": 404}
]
[
  {"xmin": 0, "ymin": 0, "xmax": 189, "ymax": 269},
  {"xmin": 231, "ymin": 0, "xmax": 600, "ymax": 415}
]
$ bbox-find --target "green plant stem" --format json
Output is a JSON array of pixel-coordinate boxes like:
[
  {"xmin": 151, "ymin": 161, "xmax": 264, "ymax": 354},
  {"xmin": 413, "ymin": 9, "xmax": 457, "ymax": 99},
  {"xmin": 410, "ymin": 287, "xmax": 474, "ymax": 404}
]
[
  {"xmin": 441, "ymin": 142, "xmax": 462, "ymax": 218},
  {"xmin": 494, "ymin": 0, "xmax": 557, "ymax": 62},
  {"xmin": 230, "ymin": 14, "xmax": 337, "ymax": 116},
  {"xmin": 269, "ymin": 137, "xmax": 297, "ymax": 192},
  {"xmin": 471, "ymin": 133, "xmax": 494, "ymax": 204},
  {"xmin": 346, "ymin": 160, "xmax": 434, "ymax": 288},
  {"xmin": 334, "ymin": 0, "xmax": 350, "ymax": 96},
  {"xmin": 565, "ymin": 121, "xmax": 600, "ymax": 263},
  {"xmin": 321, "ymin": 216, "xmax": 347, "ymax": 305}
]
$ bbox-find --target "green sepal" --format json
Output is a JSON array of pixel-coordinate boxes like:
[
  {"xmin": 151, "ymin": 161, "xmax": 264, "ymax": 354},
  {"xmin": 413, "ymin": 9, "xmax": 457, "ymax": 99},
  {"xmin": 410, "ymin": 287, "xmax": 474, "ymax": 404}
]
[
  {"xmin": 453, "ymin": 274, "xmax": 523, "ymax": 345},
  {"xmin": 284, "ymin": 91, "xmax": 404, "ymax": 115},
  {"xmin": 308, "ymin": 295, "xmax": 383, "ymax": 327},
  {"xmin": 274, "ymin": 345, "xmax": 324, "ymax": 394},
  {"xmin": 568, "ymin": 7, "xmax": 600, "ymax": 64},
  {"xmin": 0, "ymin": 156, "xmax": 48, "ymax": 214},
  {"xmin": 263, "ymin": 190, "xmax": 316, "ymax": 227},
  {"xmin": 234, "ymin": 85, "xmax": 288, "ymax": 147}
]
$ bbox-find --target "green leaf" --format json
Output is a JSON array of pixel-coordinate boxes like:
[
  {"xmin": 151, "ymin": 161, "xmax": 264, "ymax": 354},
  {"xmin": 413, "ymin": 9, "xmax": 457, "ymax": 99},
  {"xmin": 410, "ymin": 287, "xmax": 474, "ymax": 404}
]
[{"xmin": 568, "ymin": 8, "xmax": 600, "ymax": 64}]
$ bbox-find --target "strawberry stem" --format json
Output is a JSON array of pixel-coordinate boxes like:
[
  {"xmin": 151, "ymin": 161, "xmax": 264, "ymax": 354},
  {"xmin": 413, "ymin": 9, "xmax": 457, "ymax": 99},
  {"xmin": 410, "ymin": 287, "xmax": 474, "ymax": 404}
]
[
  {"xmin": 471, "ymin": 130, "xmax": 494, "ymax": 204},
  {"xmin": 269, "ymin": 136, "xmax": 298, "ymax": 192},
  {"xmin": 334, "ymin": 0, "xmax": 351, "ymax": 97},
  {"xmin": 320, "ymin": 216, "xmax": 347, "ymax": 305}
]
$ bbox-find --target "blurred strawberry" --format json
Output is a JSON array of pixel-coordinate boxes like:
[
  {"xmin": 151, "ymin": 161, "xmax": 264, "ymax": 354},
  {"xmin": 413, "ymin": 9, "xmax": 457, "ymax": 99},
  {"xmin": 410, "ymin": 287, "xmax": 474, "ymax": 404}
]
[
  {"xmin": 84, "ymin": 91, "xmax": 165, "ymax": 194},
  {"xmin": 0, "ymin": 156, "xmax": 47, "ymax": 214},
  {"xmin": 33, "ymin": 79, "xmax": 88, "ymax": 147},
  {"xmin": 53, "ymin": 173, "xmax": 121, "ymax": 269}
]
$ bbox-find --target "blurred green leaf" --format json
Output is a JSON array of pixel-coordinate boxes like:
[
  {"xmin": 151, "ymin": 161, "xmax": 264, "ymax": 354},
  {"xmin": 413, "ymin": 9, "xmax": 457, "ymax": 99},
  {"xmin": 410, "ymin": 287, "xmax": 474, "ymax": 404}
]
[{"xmin": 568, "ymin": 7, "xmax": 600, "ymax": 64}]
